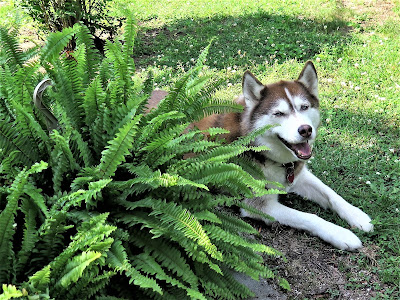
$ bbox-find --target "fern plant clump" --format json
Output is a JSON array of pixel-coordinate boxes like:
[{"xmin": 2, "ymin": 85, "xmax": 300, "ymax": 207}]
[{"xmin": 0, "ymin": 18, "xmax": 286, "ymax": 299}]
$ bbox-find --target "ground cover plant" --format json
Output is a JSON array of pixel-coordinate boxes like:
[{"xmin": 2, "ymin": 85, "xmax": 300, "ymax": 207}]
[{"xmin": 1, "ymin": 0, "xmax": 400, "ymax": 298}]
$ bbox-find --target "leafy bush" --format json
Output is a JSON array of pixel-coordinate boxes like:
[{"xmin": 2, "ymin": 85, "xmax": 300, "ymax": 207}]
[
  {"xmin": 0, "ymin": 18, "xmax": 286, "ymax": 299},
  {"xmin": 20, "ymin": 0, "xmax": 121, "ymax": 51}
]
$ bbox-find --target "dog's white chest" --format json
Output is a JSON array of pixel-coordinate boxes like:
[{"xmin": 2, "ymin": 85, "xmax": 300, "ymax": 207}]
[{"xmin": 260, "ymin": 162, "xmax": 291, "ymax": 191}]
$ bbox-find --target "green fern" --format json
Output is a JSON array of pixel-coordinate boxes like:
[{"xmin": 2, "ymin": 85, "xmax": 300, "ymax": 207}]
[
  {"xmin": 98, "ymin": 114, "xmax": 142, "ymax": 178},
  {"xmin": 57, "ymin": 251, "xmax": 102, "ymax": 288},
  {"xmin": 0, "ymin": 162, "xmax": 47, "ymax": 283},
  {"xmin": 0, "ymin": 21, "xmax": 286, "ymax": 299},
  {"xmin": 40, "ymin": 26, "xmax": 77, "ymax": 63}
]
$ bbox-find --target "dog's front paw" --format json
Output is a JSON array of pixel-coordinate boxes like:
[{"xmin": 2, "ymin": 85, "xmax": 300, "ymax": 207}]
[
  {"xmin": 319, "ymin": 225, "xmax": 363, "ymax": 251},
  {"xmin": 346, "ymin": 207, "xmax": 374, "ymax": 232}
]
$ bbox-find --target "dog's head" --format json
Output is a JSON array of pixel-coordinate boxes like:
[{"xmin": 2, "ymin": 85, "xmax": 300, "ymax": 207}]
[{"xmin": 241, "ymin": 61, "xmax": 321, "ymax": 164}]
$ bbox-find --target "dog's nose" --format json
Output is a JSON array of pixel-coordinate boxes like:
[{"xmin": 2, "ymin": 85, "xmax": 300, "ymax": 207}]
[{"xmin": 298, "ymin": 124, "xmax": 312, "ymax": 138}]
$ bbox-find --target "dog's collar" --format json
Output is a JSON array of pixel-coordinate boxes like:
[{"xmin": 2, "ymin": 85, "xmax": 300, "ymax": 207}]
[
  {"xmin": 282, "ymin": 162, "xmax": 295, "ymax": 184},
  {"xmin": 246, "ymin": 150, "xmax": 303, "ymax": 184}
]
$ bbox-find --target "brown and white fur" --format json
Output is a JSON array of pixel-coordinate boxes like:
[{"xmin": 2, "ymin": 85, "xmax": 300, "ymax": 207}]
[{"xmin": 149, "ymin": 61, "xmax": 373, "ymax": 250}]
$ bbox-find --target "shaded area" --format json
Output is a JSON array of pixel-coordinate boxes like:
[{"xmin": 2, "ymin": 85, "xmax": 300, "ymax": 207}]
[{"xmin": 133, "ymin": 12, "xmax": 353, "ymax": 70}]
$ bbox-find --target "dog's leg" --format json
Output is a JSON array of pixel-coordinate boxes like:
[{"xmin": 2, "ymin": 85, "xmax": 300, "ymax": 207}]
[
  {"xmin": 241, "ymin": 195, "xmax": 364, "ymax": 250},
  {"xmin": 289, "ymin": 167, "xmax": 373, "ymax": 232}
]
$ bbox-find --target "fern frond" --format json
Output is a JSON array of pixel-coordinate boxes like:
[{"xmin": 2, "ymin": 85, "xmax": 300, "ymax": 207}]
[
  {"xmin": 57, "ymin": 251, "xmax": 102, "ymax": 288},
  {"xmin": 0, "ymin": 284, "xmax": 24, "ymax": 299},
  {"xmin": 154, "ymin": 67, "xmax": 200, "ymax": 115},
  {"xmin": 0, "ymin": 162, "xmax": 47, "ymax": 282},
  {"xmin": 219, "ymin": 267, "xmax": 255, "ymax": 299},
  {"xmin": 205, "ymin": 224, "xmax": 280, "ymax": 258},
  {"xmin": 214, "ymin": 211, "xmax": 258, "ymax": 235},
  {"xmin": 106, "ymin": 240, "xmax": 163, "ymax": 295},
  {"xmin": 82, "ymin": 76, "xmax": 105, "ymax": 128},
  {"xmin": 47, "ymin": 59, "xmax": 84, "ymax": 129},
  {"xmin": 98, "ymin": 114, "xmax": 142, "ymax": 178},
  {"xmin": 118, "ymin": 164, "xmax": 208, "ymax": 191},
  {"xmin": 0, "ymin": 27, "xmax": 25, "ymax": 72},
  {"xmin": 133, "ymin": 252, "xmax": 206, "ymax": 300},
  {"xmin": 142, "ymin": 123, "xmax": 188, "ymax": 153},
  {"xmin": 149, "ymin": 200, "xmax": 222, "ymax": 261},
  {"xmin": 33, "ymin": 211, "xmax": 69, "ymax": 267},
  {"xmin": 197, "ymin": 266, "xmax": 236, "ymax": 300},
  {"xmin": 121, "ymin": 15, "xmax": 136, "ymax": 77},
  {"xmin": 133, "ymin": 231, "xmax": 199, "ymax": 288},
  {"xmin": 184, "ymin": 162, "xmax": 265, "ymax": 197},
  {"xmin": 0, "ymin": 118, "xmax": 38, "ymax": 166},
  {"xmin": 70, "ymin": 129, "xmax": 94, "ymax": 167},
  {"xmin": 49, "ymin": 213, "xmax": 115, "ymax": 282},
  {"xmin": 53, "ymin": 179, "xmax": 112, "ymax": 212},
  {"xmin": 12, "ymin": 63, "xmax": 38, "ymax": 108},
  {"xmin": 16, "ymin": 197, "xmax": 39, "ymax": 275},
  {"xmin": 41, "ymin": 26, "xmax": 76, "ymax": 63},
  {"xmin": 137, "ymin": 110, "xmax": 186, "ymax": 149},
  {"xmin": 66, "ymin": 269, "xmax": 115, "ymax": 299},
  {"xmin": 28, "ymin": 265, "xmax": 51, "ymax": 290},
  {"xmin": 74, "ymin": 24, "xmax": 101, "ymax": 85},
  {"xmin": 14, "ymin": 102, "xmax": 51, "ymax": 155}
]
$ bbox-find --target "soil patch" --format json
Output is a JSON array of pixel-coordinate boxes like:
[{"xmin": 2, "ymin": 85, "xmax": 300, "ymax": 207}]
[
  {"xmin": 341, "ymin": 0, "xmax": 397, "ymax": 28},
  {"xmin": 248, "ymin": 218, "xmax": 385, "ymax": 299}
]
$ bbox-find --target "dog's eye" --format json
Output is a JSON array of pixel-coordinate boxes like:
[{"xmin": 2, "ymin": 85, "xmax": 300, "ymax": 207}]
[
  {"xmin": 273, "ymin": 111, "xmax": 285, "ymax": 117},
  {"xmin": 300, "ymin": 104, "xmax": 309, "ymax": 111}
]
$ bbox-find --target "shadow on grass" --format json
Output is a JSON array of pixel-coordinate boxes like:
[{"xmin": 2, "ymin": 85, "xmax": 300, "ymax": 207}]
[{"xmin": 133, "ymin": 12, "xmax": 353, "ymax": 70}]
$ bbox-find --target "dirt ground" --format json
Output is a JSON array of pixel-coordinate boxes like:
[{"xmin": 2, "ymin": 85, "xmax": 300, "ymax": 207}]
[{"xmin": 258, "ymin": 223, "xmax": 382, "ymax": 299}]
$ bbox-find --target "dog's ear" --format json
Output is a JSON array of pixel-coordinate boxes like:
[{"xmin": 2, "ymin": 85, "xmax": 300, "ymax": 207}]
[
  {"xmin": 298, "ymin": 61, "xmax": 318, "ymax": 98},
  {"xmin": 242, "ymin": 71, "xmax": 266, "ymax": 108}
]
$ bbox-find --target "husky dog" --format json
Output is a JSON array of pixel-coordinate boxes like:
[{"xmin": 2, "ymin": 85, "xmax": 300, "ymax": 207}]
[{"xmin": 149, "ymin": 61, "xmax": 373, "ymax": 250}]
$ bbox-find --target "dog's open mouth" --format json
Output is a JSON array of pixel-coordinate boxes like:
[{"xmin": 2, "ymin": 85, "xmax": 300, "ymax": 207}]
[{"xmin": 278, "ymin": 136, "xmax": 312, "ymax": 160}]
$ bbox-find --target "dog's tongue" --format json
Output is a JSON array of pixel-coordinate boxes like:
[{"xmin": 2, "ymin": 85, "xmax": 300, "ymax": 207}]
[{"xmin": 292, "ymin": 142, "xmax": 312, "ymax": 158}]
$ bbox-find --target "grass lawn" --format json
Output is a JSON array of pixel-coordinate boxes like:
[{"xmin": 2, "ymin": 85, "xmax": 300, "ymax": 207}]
[
  {"xmin": 2, "ymin": 0, "xmax": 400, "ymax": 298},
  {"xmin": 127, "ymin": 0, "xmax": 400, "ymax": 297}
]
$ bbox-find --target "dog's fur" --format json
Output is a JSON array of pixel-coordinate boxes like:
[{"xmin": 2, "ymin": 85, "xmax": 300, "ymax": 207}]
[{"xmin": 149, "ymin": 61, "xmax": 373, "ymax": 250}]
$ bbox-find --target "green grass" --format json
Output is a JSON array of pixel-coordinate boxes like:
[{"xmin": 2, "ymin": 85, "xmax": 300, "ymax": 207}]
[{"xmin": 123, "ymin": 0, "xmax": 400, "ymax": 297}]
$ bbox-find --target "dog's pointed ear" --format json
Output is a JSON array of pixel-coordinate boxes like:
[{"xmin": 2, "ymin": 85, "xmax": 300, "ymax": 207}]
[
  {"xmin": 242, "ymin": 71, "xmax": 266, "ymax": 108},
  {"xmin": 298, "ymin": 61, "xmax": 318, "ymax": 98}
]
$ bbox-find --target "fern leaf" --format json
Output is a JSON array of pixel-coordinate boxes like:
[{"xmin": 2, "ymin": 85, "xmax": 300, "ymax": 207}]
[
  {"xmin": 133, "ymin": 232, "xmax": 199, "ymax": 288},
  {"xmin": 57, "ymin": 251, "xmax": 102, "ymax": 288},
  {"xmin": 0, "ymin": 27, "xmax": 25, "ymax": 72},
  {"xmin": 16, "ymin": 197, "xmax": 39, "ymax": 275},
  {"xmin": 0, "ymin": 118, "xmax": 38, "ymax": 166},
  {"xmin": 98, "ymin": 114, "xmax": 142, "ymax": 178},
  {"xmin": 54, "ymin": 179, "xmax": 112, "ymax": 212},
  {"xmin": 107, "ymin": 240, "xmax": 163, "ymax": 295},
  {"xmin": 28, "ymin": 265, "xmax": 51, "ymax": 290},
  {"xmin": 0, "ymin": 284, "xmax": 24, "ymax": 299},
  {"xmin": 155, "ymin": 67, "xmax": 200, "ymax": 114},
  {"xmin": 82, "ymin": 76, "xmax": 105, "ymax": 128},
  {"xmin": 74, "ymin": 24, "xmax": 101, "ymax": 84},
  {"xmin": 41, "ymin": 26, "xmax": 76, "ymax": 63},
  {"xmin": 121, "ymin": 164, "xmax": 208, "ymax": 190},
  {"xmin": 122, "ymin": 15, "xmax": 136, "ymax": 76},
  {"xmin": 150, "ymin": 200, "xmax": 222, "ymax": 261},
  {"xmin": 15, "ymin": 102, "xmax": 51, "ymax": 155},
  {"xmin": 214, "ymin": 211, "xmax": 257, "ymax": 234},
  {"xmin": 11, "ymin": 63, "xmax": 38, "ymax": 110},
  {"xmin": 134, "ymin": 252, "xmax": 206, "ymax": 300},
  {"xmin": 71, "ymin": 129, "xmax": 94, "ymax": 167},
  {"xmin": 50, "ymin": 129, "xmax": 79, "ymax": 172},
  {"xmin": 0, "ymin": 162, "xmax": 47, "ymax": 282}
]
